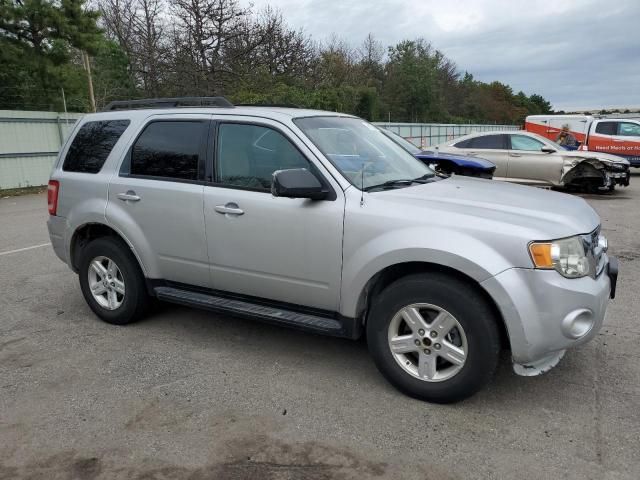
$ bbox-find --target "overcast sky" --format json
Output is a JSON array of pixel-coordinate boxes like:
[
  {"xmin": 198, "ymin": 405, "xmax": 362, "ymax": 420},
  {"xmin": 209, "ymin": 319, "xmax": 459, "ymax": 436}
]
[{"xmin": 250, "ymin": 0, "xmax": 640, "ymax": 111}]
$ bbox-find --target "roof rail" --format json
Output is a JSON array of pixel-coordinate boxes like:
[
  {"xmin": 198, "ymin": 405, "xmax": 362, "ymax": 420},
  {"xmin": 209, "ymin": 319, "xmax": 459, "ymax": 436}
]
[
  {"xmin": 235, "ymin": 103, "xmax": 301, "ymax": 108},
  {"xmin": 103, "ymin": 96, "xmax": 234, "ymax": 111}
]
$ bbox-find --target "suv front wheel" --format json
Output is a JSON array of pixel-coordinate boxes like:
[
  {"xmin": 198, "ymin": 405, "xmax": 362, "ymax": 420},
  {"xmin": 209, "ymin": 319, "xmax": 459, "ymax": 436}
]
[
  {"xmin": 78, "ymin": 236, "xmax": 149, "ymax": 325},
  {"xmin": 367, "ymin": 273, "xmax": 501, "ymax": 403}
]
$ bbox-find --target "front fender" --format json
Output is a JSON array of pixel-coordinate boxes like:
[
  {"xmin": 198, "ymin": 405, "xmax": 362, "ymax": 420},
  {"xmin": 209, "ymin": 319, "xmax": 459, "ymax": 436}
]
[{"xmin": 339, "ymin": 226, "xmax": 515, "ymax": 318}]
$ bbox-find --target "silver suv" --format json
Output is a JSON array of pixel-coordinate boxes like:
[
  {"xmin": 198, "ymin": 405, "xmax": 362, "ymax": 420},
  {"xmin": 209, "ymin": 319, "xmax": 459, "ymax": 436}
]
[{"xmin": 47, "ymin": 97, "xmax": 618, "ymax": 403}]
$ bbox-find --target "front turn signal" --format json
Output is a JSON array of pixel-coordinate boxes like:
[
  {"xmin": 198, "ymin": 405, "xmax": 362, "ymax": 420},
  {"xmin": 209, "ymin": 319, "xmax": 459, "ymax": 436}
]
[{"xmin": 529, "ymin": 243, "xmax": 554, "ymax": 269}]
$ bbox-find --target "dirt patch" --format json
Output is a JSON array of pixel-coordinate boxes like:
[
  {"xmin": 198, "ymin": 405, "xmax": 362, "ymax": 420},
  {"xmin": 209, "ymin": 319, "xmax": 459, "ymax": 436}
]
[
  {"xmin": 0, "ymin": 440, "xmax": 390, "ymax": 480},
  {"xmin": 615, "ymin": 251, "xmax": 640, "ymax": 262},
  {"xmin": 0, "ymin": 186, "xmax": 46, "ymax": 198},
  {"xmin": 0, "ymin": 452, "xmax": 102, "ymax": 480},
  {"xmin": 213, "ymin": 434, "xmax": 389, "ymax": 480},
  {"xmin": 124, "ymin": 397, "xmax": 194, "ymax": 431}
]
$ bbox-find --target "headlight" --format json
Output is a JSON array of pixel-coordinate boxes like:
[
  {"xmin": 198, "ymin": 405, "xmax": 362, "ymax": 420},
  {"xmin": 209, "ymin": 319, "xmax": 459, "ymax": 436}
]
[{"xmin": 529, "ymin": 236, "xmax": 590, "ymax": 278}]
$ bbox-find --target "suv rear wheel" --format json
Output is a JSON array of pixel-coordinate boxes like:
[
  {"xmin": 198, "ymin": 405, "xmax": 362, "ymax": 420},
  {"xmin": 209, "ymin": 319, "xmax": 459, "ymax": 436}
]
[
  {"xmin": 78, "ymin": 237, "xmax": 149, "ymax": 325},
  {"xmin": 367, "ymin": 273, "xmax": 501, "ymax": 403}
]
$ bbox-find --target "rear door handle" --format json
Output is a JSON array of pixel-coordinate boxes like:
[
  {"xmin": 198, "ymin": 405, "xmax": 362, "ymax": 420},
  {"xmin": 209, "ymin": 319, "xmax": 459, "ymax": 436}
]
[
  {"xmin": 215, "ymin": 203, "xmax": 244, "ymax": 216},
  {"xmin": 117, "ymin": 191, "xmax": 141, "ymax": 202},
  {"xmin": 510, "ymin": 153, "xmax": 522, "ymax": 157}
]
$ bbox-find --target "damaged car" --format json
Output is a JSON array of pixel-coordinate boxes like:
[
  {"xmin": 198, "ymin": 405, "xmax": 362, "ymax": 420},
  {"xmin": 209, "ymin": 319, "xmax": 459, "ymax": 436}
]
[
  {"xmin": 438, "ymin": 131, "xmax": 630, "ymax": 192},
  {"xmin": 379, "ymin": 128, "xmax": 496, "ymax": 178}
]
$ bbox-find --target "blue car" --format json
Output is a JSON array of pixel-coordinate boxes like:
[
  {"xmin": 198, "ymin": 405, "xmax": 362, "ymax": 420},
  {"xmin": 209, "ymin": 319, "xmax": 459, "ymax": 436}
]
[{"xmin": 380, "ymin": 128, "xmax": 496, "ymax": 179}]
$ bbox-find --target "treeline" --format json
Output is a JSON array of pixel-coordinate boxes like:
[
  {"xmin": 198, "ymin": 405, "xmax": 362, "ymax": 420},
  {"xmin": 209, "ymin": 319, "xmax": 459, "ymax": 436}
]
[{"xmin": 0, "ymin": 0, "xmax": 553, "ymax": 123}]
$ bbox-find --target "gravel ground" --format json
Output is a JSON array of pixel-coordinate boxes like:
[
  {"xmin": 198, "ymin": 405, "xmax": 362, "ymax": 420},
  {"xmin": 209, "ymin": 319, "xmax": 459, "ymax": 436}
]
[{"xmin": 1, "ymin": 178, "xmax": 639, "ymax": 480}]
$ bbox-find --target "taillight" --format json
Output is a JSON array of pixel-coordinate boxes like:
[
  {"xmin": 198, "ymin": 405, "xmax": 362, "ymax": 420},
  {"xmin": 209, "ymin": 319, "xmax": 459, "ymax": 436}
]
[{"xmin": 48, "ymin": 180, "xmax": 59, "ymax": 215}]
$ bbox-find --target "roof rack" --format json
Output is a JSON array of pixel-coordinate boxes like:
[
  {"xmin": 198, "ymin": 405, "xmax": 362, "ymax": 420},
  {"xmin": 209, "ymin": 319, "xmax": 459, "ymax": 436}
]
[
  {"xmin": 235, "ymin": 103, "xmax": 301, "ymax": 108},
  {"xmin": 103, "ymin": 96, "xmax": 234, "ymax": 111}
]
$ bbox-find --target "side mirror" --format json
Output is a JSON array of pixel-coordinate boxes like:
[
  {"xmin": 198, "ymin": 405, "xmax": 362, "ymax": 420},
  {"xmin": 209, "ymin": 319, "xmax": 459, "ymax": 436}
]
[
  {"xmin": 271, "ymin": 168, "xmax": 328, "ymax": 200},
  {"xmin": 541, "ymin": 146, "xmax": 556, "ymax": 153}
]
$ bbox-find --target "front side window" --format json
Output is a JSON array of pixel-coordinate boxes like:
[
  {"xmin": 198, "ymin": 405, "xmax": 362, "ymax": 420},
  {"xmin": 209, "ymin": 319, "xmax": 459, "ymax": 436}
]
[
  {"xmin": 129, "ymin": 121, "xmax": 206, "ymax": 180},
  {"xmin": 63, "ymin": 120, "xmax": 130, "ymax": 173},
  {"xmin": 216, "ymin": 123, "xmax": 310, "ymax": 190},
  {"xmin": 510, "ymin": 135, "xmax": 545, "ymax": 151},
  {"xmin": 468, "ymin": 135, "xmax": 505, "ymax": 149},
  {"xmin": 294, "ymin": 116, "xmax": 433, "ymax": 189},
  {"xmin": 595, "ymin": 122, "xmax": 617, "ymax": 135},
  {"xmin": 618, "ymin": 122, "xmax": 640, "ymax": 137}
]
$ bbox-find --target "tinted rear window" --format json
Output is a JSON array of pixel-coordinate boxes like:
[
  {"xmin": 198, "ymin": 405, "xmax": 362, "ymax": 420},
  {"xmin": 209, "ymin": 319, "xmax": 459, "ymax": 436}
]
[
  {"xmin": 454, "ymin": 139, "xmax": 471, "ymax": 148},
  {"xmin": 129, "ymin": 121, "xmax": 207, "ymax": 181},
  {"xmin": 468, "ymin": 135, "xmax": 505, "ymax": 149},
  {"xmin": 595, "ymin": 122, "xmax": 617, "ymax": 135},
  {"xmin": 63, "ymin": 120, "xmax": 130, "ymax": 173}
]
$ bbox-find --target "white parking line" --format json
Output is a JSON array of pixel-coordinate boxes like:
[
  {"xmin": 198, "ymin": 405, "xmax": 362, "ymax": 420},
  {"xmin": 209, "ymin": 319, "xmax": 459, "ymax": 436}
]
[{"xmin": 0, "ymin": 243, "xmax": 51, "ymax": 256}]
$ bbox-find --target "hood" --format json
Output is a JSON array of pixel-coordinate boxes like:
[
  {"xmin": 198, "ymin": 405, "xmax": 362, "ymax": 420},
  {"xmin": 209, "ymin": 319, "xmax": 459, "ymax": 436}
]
[
  {"xmin": 561, "ymin": 149, "xmax": 630, "ymax": 166},
  {"xmin": 370, "ymin": 175, "xmax": 600, "ymax": 240},
  {"xmin": 416, "ymin": 151, "xmax": 496, "ymax": 170}
]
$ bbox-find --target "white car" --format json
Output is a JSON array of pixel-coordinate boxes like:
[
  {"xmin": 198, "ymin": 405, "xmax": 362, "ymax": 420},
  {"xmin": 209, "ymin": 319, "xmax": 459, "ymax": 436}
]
[{"xmin": 438, "ymin": 131, "xmax": 630, "ymax": 192}]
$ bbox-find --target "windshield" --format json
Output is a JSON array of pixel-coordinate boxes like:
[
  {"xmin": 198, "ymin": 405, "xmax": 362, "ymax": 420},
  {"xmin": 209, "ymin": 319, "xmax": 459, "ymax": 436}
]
[
  {"xmin": 378, "ymin": 128, "xmax": 422, "ymax": 155},
  {"xmin": 294, "ymin": 117, "xmax": 434, "ymax": 190}
]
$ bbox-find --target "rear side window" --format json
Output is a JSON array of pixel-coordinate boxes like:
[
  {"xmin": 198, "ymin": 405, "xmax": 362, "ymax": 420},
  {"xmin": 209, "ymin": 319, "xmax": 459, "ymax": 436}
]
[
  {"xmin": 595, "ymin": 122, "xmax": 617, "ymax": 135},
  {"xmin": 454, "ymin": 139, "xmax": 471, "ymax": 148},
  {"xmin": 63, "ymin": 120, "xmax": 130, "ymax": 173},
  {"xmin": 468, "ymin": 135, "xmax": 505, "ymax": 149},
  {"xmin": 128, "ymin": 121, "xmax": 207, "ymax": 181}
]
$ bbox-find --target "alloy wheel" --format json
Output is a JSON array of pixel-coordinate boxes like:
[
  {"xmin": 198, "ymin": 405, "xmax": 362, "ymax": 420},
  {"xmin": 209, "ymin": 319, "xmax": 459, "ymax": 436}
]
[
  {"xmin": 87, "ymin": 256, "xmax": 125, "ymax": 310},
  {"xmin": 387, "ymin": 303, "xmax": 468, "ymax": 382}
]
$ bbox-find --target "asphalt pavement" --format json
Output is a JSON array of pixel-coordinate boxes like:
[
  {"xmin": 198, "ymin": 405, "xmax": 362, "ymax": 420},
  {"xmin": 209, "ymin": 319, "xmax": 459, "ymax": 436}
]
[{"xmin": 1, "ymin": 179, "xmax": 639, "ymax": 479}]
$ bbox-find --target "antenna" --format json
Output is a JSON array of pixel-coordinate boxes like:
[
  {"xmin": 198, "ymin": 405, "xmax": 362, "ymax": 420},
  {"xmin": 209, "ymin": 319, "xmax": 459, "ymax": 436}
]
[{"xmin": 360, "ymin": 164, "xmax": 365, "ymax": 206}]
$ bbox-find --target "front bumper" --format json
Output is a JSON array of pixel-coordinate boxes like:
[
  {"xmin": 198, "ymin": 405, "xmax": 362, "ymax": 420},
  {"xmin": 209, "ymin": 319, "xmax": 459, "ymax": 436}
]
[
  {"xmin": 606, "ymin": 170, "xmax": 630, "ymax": 187},
  {"xmin": 481, "ymin": 256, "xmax": 615, "ymax": 375}
]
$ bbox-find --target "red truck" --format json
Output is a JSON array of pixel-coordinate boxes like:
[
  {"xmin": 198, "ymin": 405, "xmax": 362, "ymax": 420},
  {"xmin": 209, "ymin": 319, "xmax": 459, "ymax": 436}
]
[{"xmin": 526, "ymin": 115, "xmax": 640, "ymax": 167}]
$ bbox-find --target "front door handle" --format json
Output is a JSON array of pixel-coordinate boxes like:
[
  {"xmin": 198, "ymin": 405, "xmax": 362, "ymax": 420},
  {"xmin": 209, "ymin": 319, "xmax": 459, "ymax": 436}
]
[
  {"xmin": 117, "ymin": 191, "xmax": 141, "ymax": 202},
  {"xmin": 215, "ymin": 203, "xmax": 244, "ymax": 216},
  {"xmin": 510, "ymin": 153, "xmax": 522, "ymax": 157}
]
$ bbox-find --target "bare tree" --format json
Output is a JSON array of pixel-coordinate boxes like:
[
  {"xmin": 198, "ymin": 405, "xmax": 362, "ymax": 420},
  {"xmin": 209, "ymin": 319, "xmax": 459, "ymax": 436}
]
[
  {"xmin": 358, "ymin": 33, "xmax": 384, "ymax": 67},
  {"xmin": 356, "ymin": 33, "xmax": 384, "ymax": 88},
  {"xmin": 99, "ymin": 0, "xmax": 137, "ymax": 72},
  {"xmin": 251, "ymin": 7, "xmax": 315, "ymax": 80},
  {"xmin": 313, "ymin": 35, "xmax": 356, "ymax": 88},
  {"xmin": 99, "ymin": 0, "xmax": 166, "ymax": 96},
  {"xmin": 133, "ymin": 0, "xmax": 165, "ymax": 96},
  {"xmin": 169, "ymin": 0, "xmax": 257, "ymax": 94}
]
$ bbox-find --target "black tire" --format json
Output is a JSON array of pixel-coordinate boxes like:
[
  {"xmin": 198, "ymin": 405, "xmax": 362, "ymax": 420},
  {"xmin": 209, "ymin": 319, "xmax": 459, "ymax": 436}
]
[
  {"xmin": 367, "ymin": 273, "xmax": 501, "ymax": 404},
  {"xmin": 78, "ymin": 236, "xmax": 150, "ymax": 325}
]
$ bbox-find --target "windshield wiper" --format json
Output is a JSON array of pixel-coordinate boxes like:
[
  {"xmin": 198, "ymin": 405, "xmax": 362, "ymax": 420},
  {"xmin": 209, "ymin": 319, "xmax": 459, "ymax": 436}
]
[
  {"xmin": 413, "ymin": 173, "xmax": 436, "ymax": 181},
  {"xmin": 363, "ymin": 173, "xmax": 436, "ymax": 192}
]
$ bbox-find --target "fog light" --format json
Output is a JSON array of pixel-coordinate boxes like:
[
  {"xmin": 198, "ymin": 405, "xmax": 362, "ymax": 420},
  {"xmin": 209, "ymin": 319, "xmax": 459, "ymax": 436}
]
[{"xmin": 561, "ymin": 308, "xmax": 594, "ymax": 339}]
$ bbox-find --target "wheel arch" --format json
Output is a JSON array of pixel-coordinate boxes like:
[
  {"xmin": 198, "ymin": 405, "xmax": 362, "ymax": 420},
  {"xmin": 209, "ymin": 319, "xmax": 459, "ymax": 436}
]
[
  {"xmin": 69, "ymin": 222, "xmax": 147, "ymax": 277},
  {"xmin": 353, "ymin": 261, "xmax": 510, "ymax": 350},
  {"xmin": 561, "ymin": 158, "xmax": 606, "ymax": 187}
]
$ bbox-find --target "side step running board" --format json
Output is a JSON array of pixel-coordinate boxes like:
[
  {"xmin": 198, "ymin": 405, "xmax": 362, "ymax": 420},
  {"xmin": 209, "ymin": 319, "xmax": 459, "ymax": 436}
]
[{"xmin": 154, "ymin": 286, "xmax": 346, "ymax": 336}]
